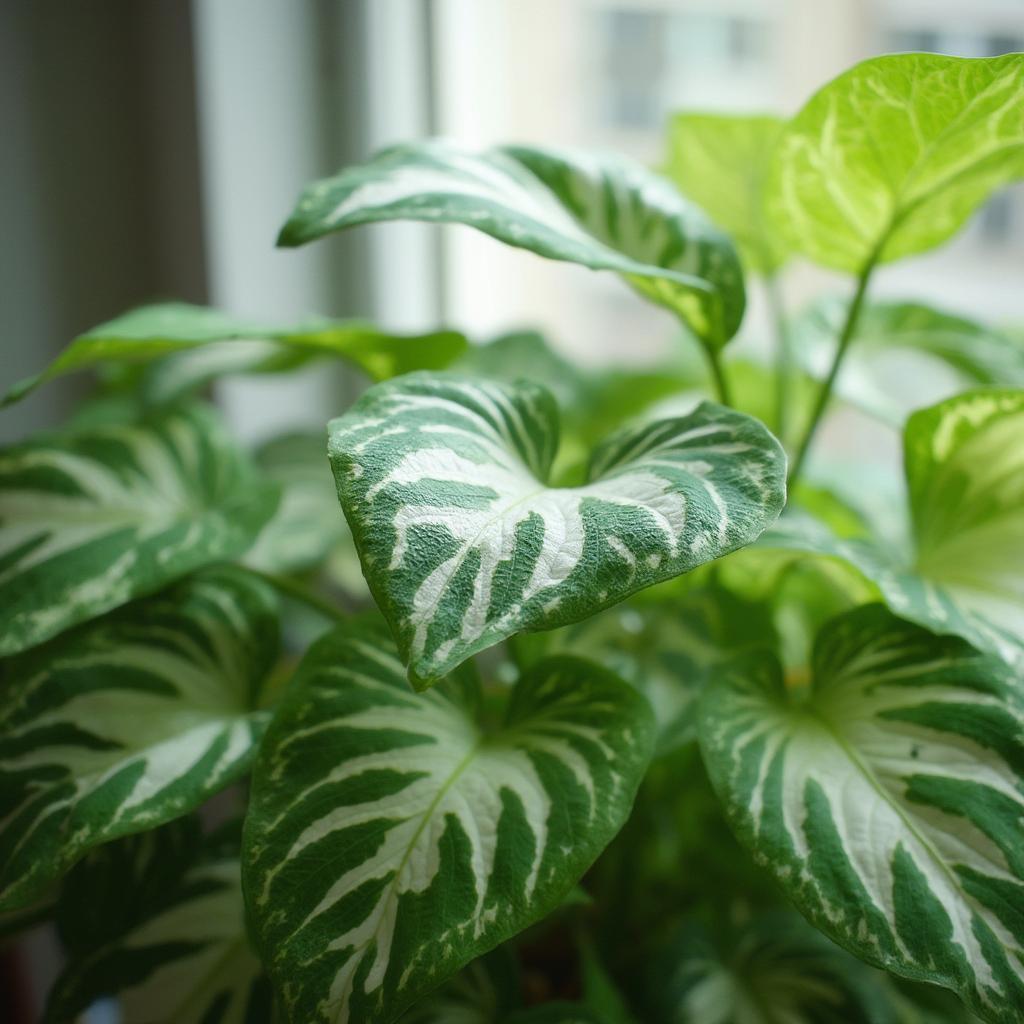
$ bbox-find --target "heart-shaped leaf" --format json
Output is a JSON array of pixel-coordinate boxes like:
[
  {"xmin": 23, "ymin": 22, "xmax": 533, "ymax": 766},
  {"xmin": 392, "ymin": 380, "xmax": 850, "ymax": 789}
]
[
  {"xmin": 665, "ymin": 112, "xmax": 788, "ymax": 275},
  {"xmin": 0, "ymin": 402, "xmax": 278, "ymax": 656},
  {"xmin": 792, "ymin": 298, "xmax": 1024, "ymax": 424},
  {"xmin": 0, "ymin": 567, "xmax": 278, "ymax": 910},
  {"xmin": 278, "ymin": 141, "xmax": 746, "ymax": 347},
  {"xmin": 242, "ymin": 620, "xmax": 655, "ymax": 1024},
  {"xmin": 763, "ymin": 390, "xmax": 1024, "ymax": 670},
  {"xmin": 766, "ymin": 52, "xmax": 1024, "ymax": 272},
  {"xmin": 2, "ymin": 302, "xmax": 467, "ymax": 407},
  {"xmin": 328, "ymin": 373, "xmax": 786, "ymax": 685},
  {"xmin": 47, "ymin": 818, "xmax": 267, "ymax": 1024},
  {"xmin": 698, "ymin": 604, "xmax": 1024, "ymax": 1023}
]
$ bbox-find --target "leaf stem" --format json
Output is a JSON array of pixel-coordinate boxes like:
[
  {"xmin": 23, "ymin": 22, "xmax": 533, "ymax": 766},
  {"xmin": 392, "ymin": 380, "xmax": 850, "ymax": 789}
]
[
  {"xmin": 704, "ymin": 344, "xmax": 734, "ymax": 407},
  {"xmin": 765, "ymin": 272, "xmax": 791, "ymax": 442},
  {"xmin": 788, "ymin": 255, "xmax": 876, "ymax": 488},
  {"xmin": 243, "ymin": 566, "xmax": 347, "ymax": 623}
]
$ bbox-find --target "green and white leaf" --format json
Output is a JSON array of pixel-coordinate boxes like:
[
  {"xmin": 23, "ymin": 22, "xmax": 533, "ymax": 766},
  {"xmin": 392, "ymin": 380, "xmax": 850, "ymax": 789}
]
[
  {"xmin": 761, "ymin": 390, "xmax": 1024, "ymax": 670},
  {"xmin": 278, "ymin": 141, "xmax": 746, "ymax": 347},
  {"xmin": 765, "ymin": 52, "xmax": 1024, "ymax": 272},
  {"xmin": 650, "ymin": 913, "xmax": 897, "ymax": 1024},
  {"xmin": 243, "ymin": 620, "xmax": 655, "ymax": 1024},
  {"xmin": 698, "ymin": 603, "xmax": 1024, "ymax": 1023},
  {"xmin": 245, "ymin": 432, "xmax": 347, "ymax": 573},
  {"xmin": 47, "ymin": 819, "xmax": 268, "ymax": 1024},
  {"xmin": 2, "ymin": 302, "xmax": 467, "ymax": 407},
  {"xmin": 328, "ymin": 373, "xmax": 786, "ymax": 685},
  {"xmin": 0, "ymin": 402, "xmax": 278, "ymax": 656},
  {"xmin": 792, "ymin": 298, "xmax": 1024, "ymax": 424},
  {"xmin": 665, "ymin": 112, "xmax": 788, "ymax": 274},
  {"xmin": 0, "ymin": 566, "xmax": 278, "ymax": 910}
]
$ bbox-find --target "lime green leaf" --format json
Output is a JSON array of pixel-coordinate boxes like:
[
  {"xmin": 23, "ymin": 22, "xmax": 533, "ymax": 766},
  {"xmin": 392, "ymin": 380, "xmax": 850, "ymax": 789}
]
[
  {"xmin": 650, "ymin": 913, "xmax": 897, "ymax": 1023},
  {"xmin": 245, "ymin": 432, "xmax": 346, "ymax": 574},
  {"xmin": 792, "ymin": 298, "xmax": 1024, "ymax": 424},
  {"xmin": 2, "ymin": 302, "xmax": 467, "ymax": 407},
  {"xmin": 698, "ymin": 604, "xmax": 1024, "ymax": 1022},
  {"xmin": 46, "ymin": 819, "xmax": 267, "ymax": 1024},
  {"xmin": 242, "ymin": 621, "xmax": 655, "ymax": 1024},
  {"xmin": 665, "ymin": 112, "xmax": 788, "ymax": 274},
  {"xmin": 766, "ymin": 52, "xmax": 1024, "ymax": 272},
  {"xmin": 328, "ymin": 373, "xmax": 786, "ymax": 686},
  {"xmin": 762, "ymin": 390, "xmax": 1024, "ymax": 669},
  {"xmin": 0, "ymin": 403, "xmax": 278, "ymax": 656},
  {"xmin": 278, "ymin": 141, "xmax": 746, "ymax": 347},
  {"xmin": 0, "ymin": 567, "xmax": 278, "ymax": 910}
]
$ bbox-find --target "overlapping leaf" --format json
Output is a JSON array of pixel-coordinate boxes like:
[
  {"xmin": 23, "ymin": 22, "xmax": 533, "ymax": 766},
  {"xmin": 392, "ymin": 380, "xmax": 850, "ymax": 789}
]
[
  {"xmin": 698, "ymin": 604, "xmax": 1024, "ymax": 1022},
  {"xmin": 665, "ymin": 112, "xmax": 788, "ymax": 274},
  {"xmin": 792, "ymin": 298, "xmax": 1024, "ymax": 424},
  {"xmin": 762, "ymin": 390, "xmax": 1024, "ymax": 670},
  {"xmin": 328, "ymin": 373, "xmax": 786, "ymax": 685},
  {"xmin": 2, "ymin": 302, "xmax": 467, "ymax": 407},
  {"xmin": 278, "ymin": 141, "xmax": 746, "ymax": 347},
  {"xmin": 243, "ymin": 620, "xmax": 655, "ymax": 1024},
  {"xmin": 0, "ymin": 567, "xmax": 278, "ymax": 909},
  {"xmin": 47, "ymin": 818, "xmax": 268, "ymax": 1024},
  {"xmin": 0, "ymin": 402, "xmax": 278, "ymax": 656},
  {"xmin": 765, "ymin": 52, "xmax": 1024, "ymax": 272}
]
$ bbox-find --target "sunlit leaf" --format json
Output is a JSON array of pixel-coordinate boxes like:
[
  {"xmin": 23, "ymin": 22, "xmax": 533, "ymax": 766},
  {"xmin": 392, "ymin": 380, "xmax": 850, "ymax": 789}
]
[
  {"xmin": 278, "ymin": 141, "xmax": 746, "ymax": 347},
  {"xmin": 698, "ymin": 604, "xmax": 1024, "ymax": 1022},
  {"xmin": 2, "ymin": 302, "xmax": 467, "ymax": 407},
  {"xmin": 665, "ymin": 112, "xmax": 788, "ymax": 274},
  {"xmin": 0, "ymin": 403, "xmax": 278, "ymax": 656},
  {"xmin": 765, "ymin": 52, "xmax": 1024, "ymax": 272},
  {"xmin": 46, "ymin": 818, "xmax": 268, "ymax": 1024},
  {"xmin": 328, "ymin": 373, "xmax": 786, "ymax": 685},
  {"xmin": 243, "ymin": 620, "xmax": 655, "ymax": 1024},
  {"xmin": 0, "ymin": 567, "xmax": 278, "ymax": 910}
]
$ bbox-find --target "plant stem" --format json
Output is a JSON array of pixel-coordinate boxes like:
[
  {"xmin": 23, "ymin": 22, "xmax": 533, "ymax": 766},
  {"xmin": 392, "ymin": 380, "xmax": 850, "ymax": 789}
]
[
  {"xmin": 765, "ymin": 272, "xmax": 790, "ymax": 442},
  {"xmin": 244, "ymin": 566, "xmax": 347, "ymax": 623},
  {"xmin": 705, "ymin": 344, "xmax": 733, "ymax": 407},
  {"xmin": 788, "ymin": 256, "xmax": 876, "ymax": 489}
]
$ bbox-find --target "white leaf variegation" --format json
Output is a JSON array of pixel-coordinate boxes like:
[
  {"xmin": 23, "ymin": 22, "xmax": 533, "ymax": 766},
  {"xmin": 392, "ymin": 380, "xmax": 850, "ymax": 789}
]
[
  {"xmin": 0, "ymin": 403, "xmax": 279, "ymax": 656},
  {"xmin": 762, "ymin": 390, "xmax": 1024, "ymax": 670},
  {"xmin": 698, "ymin": 604, "xmax": 1024, "ymax": 1023},
  {"xmin": 328, "ymin": 373, "xmax": 786, "ymax": 685},
  {"xmin": 47, "ymin": 820, "xmax": 268, "ymax": 1024},
  {"xmin": 242, "ymin": 620, "xmax": 655, "ymax": 1024},
  {"xmin": 0, "ymin": 567, "xmax": 278, "ymax": 910},
  {"xmin": 278, "ymin": 141, "xmax": 746, "ymax": 347}
]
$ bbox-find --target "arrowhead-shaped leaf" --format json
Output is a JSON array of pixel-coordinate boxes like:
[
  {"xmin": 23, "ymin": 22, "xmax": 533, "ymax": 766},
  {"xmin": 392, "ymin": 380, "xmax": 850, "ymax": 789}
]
[
  {"xmin": 762, "ymin": 390, "xmax": 1024, "ymax": 670},
  {"xmin": 278, "ymin": 141, "xmax": 746, "ymax": 347},
  {"xmin": 765, "ymin": 52, "xmax": 1024, "ymax": 272},
  {"xmin": 2, "ymin": 302, "xmax": 467, "ymax": 407},
  {"xmin": 328, "ymin": 373, "xmax": 786, "ymax": 685},
  {"xmin": 47, "ymin": 819, "xmax": 267, "ymax": 1024},
  {"xmin": 665, "ymin": 112, "xmax": 788, "ymax": 275},
  {"xmin": 0, "ymin": 567, "xmax": 278, "ymax": 910},
  {"xmin": 242, "ymin": 620, "xmax": 655, "ymax": 1024},
  {"xmin": 0, "ymin": 402, "xmax": 278, "ymax": 656},
  {"xmin": 698, "ymin": 604, "xmax": 1024, "ymax": 1023},
  {"xmin": 792, "ymin": 298, "xmax": 1024, "ymax": 424}
]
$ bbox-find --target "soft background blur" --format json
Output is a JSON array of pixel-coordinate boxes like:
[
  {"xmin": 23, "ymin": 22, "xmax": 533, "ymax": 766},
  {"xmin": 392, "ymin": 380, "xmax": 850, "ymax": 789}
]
[{"xmin": 3, "ymin": 0, "xmax": 1023, "ymax": 450}]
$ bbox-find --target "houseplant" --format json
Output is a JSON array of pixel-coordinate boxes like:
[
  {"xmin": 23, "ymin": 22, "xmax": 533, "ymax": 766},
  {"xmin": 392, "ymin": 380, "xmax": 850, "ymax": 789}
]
[{"xmin": 1, "ymin": 51, "xmax": 1022, "ymax": 1023}]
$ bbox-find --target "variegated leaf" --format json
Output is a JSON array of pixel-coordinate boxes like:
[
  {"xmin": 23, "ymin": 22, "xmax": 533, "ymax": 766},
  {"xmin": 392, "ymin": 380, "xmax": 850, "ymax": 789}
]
[
  {"xmin": 2, "ymin": 302, "xmax": 466, "ymax": 407},
  {"xmin": 0, "ymin": 567, "xmax": 278, "ymax": 910},
  {"xmin": 47, "ymin": 819, "xmax": 268, "ymax": 1024},
  {"xmin": 245, "ymin": 433, "xmax": 347, "ymax": 574},
  {"xmin": 278, "ymin": 141, "xmax": 745, "ymax": 347},
  {"xmin": 761, "ymin": 390, "xmax": 1024, "ymax": 670},
  {"xmin": 242, "ymin": 620, "xmax": 655, "ymax": 1024},
  {"xmin": 698, "ymin": 604, "xmax": 1024, "ymax": 1023},
  {"xmin": 328, "ymin": 373, "xmax": 786, "ymax": 685},
  {"xmin": 0, "ymin": 403, "xmax": 278, "ymax": 656}
]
